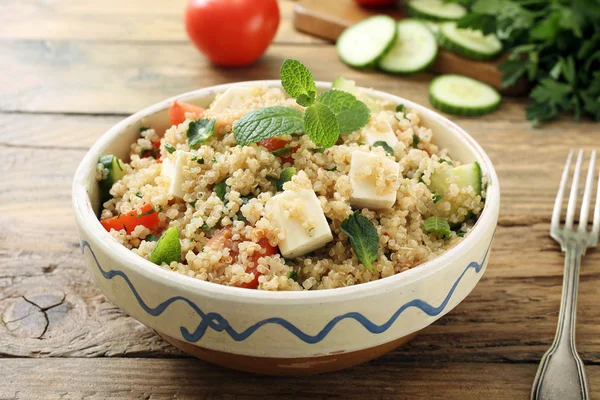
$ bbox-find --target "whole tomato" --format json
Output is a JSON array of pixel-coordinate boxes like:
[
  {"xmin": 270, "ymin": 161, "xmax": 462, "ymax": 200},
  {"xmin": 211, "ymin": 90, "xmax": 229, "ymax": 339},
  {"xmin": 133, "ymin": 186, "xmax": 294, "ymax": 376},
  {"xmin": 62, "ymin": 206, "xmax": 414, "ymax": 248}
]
[
  {"xmin": 353, "ymin": 0, "xmax": 397, "ymax": 7},
  {"xmin": 185, "ymin": 0, "xmax": 280, "ymax": 67}
]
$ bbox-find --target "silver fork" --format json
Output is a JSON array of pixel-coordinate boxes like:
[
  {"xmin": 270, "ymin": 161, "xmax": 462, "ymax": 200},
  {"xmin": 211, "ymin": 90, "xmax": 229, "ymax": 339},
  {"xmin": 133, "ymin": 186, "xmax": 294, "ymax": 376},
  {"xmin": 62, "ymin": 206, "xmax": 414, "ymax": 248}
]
[{"xmin": 531, "ymin": 149, "xmax": 596, "ymax": 400}]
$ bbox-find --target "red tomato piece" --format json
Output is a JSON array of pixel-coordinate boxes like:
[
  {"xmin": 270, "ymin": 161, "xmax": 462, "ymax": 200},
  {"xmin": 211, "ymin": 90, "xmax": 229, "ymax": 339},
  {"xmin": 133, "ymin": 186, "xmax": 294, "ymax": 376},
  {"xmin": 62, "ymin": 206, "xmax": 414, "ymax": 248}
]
[
  {"xmin": 257, "ymin": 137, "xmax": 289, "ymax": 152},
  {"xmin": 169, "ymin": 101, "xmax": 205, "ymax": 126},
  {"xmin": 238, "ymin": 238, "xmax": 278, "ymax": 289},
  {"xmin": 280, "ymin": 145, "xmax": 300, "ymax": 165},
  {"xmin": 185, "ymin": 0, "xmax": 280, "ymax": 66},
  {"xmin": 100, "ymin": 204, "xmax": 160, "ymax": 234},
  {"xmin": 141, "ymin": 140, "xmax": 161, "ymax": 159}
]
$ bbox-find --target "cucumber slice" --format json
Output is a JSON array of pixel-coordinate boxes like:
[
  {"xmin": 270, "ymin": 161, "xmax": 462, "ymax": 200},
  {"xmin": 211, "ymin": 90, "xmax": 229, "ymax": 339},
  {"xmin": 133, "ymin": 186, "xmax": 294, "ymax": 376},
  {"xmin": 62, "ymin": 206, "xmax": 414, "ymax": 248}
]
[
  {"xmin": 378, "ymin": 19, "xmax": 438, "ymax": 74},
  {"xmin": 98, "ymin": 155, "xmax": 126, "ymax": 203},
  {"xmin": 337, "ymin": 15, "xmax": 397, "ymax": 68},
  {"xmin": 438, "ymin": 22, "xmax": 502, "ymax": 60},
  {"xmin": 429, "ymin": 162, "xmax": 483, "ymax": 223},
  {"xmin": 429, "ymin": 75, "xmax": 501, "ymax": 116},
  {"xmin": 406, "ymin": 0, "xmax": 467, "ymax": 21}
]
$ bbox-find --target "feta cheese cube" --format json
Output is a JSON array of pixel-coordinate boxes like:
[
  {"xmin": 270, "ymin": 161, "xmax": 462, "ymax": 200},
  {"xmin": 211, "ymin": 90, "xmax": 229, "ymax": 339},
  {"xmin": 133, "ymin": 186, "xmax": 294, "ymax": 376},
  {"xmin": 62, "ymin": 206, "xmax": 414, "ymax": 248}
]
[
  {"xmin": 349, "ymin": 151, "xmax": 400, "ymax": 210},
  {"xmin": 161, "ymin": 152, "xmax": 186, "ymax": 198},
  {"xmin": 209, "ymin": 87, "xmax": 256, "ymax": 113},
  {"xmin": 266, "ymin": 189, "xmax": 333, "ymax": 258},
  {"xmin": 363, "ymin": 121, "xmax": 398, "ymax": 147}
]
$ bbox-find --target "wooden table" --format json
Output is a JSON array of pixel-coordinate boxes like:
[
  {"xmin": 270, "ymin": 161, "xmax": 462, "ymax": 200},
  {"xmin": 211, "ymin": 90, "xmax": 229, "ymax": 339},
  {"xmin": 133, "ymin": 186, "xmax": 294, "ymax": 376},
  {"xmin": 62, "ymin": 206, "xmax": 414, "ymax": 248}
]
[{"xmin": 1, "ymin": 1, "xmax": 599, "ymax": 398}]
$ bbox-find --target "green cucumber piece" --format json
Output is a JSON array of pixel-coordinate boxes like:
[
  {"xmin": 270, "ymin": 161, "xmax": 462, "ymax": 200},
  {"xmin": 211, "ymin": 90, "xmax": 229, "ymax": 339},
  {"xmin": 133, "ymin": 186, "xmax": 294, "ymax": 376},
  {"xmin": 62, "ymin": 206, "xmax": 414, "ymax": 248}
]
[
  {"xmin": 98, "ymin": 155, "xmax": 126, "ymax": 203},
  {"xmin": 438, "ymin": 22, "xmax": 502, "ymax": 61},
  {"xmin": 429, "ymin": 162, "xmax": 482, "ymax": 223},
  {"xmin": 406, "ymin": 0, "xmax": 467, "ymax": 21},
  {"xmin": 378, "ymin": 19, "xmax": 438, "ymax": 75},
  {"xmin": 429, "ymin": 75, "xmax": 501, "ymax": 116},
  {"xmin": 336, "ymin": 15, "xmax": 397, "ymax": 68}
]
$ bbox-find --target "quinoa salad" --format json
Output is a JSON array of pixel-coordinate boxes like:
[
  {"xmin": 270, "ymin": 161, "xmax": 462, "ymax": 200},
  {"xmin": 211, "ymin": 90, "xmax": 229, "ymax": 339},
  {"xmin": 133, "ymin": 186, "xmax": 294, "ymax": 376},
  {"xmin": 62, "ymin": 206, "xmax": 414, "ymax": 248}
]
[{"xmin": 96, "ymin": 60, "xmax": 485, "ymax": 291}]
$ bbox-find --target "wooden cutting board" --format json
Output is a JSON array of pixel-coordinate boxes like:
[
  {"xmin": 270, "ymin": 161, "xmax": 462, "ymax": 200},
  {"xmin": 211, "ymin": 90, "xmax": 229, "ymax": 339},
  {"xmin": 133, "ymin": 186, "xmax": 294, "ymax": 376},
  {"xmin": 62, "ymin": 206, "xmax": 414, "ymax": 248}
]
[{"xmin": 293, "ymin": 0, "xmax": 528, "ymax": 96}]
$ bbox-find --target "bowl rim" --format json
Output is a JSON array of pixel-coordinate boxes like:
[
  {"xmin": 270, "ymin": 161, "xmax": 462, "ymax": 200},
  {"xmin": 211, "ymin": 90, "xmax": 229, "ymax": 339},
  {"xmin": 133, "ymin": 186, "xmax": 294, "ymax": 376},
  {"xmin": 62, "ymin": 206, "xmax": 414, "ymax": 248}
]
[{"xmin": 72, "ymin": 80, "xmax": 500, "ymax": 304}]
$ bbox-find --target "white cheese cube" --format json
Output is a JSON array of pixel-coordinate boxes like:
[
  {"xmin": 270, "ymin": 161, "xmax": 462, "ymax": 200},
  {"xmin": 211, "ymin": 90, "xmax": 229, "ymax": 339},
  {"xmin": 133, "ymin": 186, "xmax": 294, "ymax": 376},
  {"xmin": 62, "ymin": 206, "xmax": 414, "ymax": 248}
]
[
  {"xmin": 266, "ymin": 189, "xmax": 333, "ymax": 258},
  {"xmin": 349, "ymin": 151, "xmax": 400, "ymax": 210},
  {"xmin": 209, "ymin": 87, "xmax": 255, "ymax": 113},
  {"xmin": 364, "ymin": 121, "xmax": 398, "ymax": 147},
  {"xmin": 161, "ymin": 152, "xmax": 186, "ymax": 198}
]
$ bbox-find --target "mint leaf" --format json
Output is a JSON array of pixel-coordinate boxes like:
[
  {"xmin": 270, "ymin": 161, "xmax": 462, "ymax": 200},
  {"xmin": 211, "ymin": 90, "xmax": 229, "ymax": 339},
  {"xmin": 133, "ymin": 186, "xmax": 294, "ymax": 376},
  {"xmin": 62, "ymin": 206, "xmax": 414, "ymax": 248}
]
[
  {"xmin": 150, "ymin": 227, "xmax": 181, "ymax": 265},
  {"xmin": 373, "ymin": 141, "xmax": 394, "ymax": 156},
  {"xmin": 396, "ymin": 104, "xmax": 405, "ymax": 113},
  {"xmin": 187, "ymin": 119, "xmax": 215, "ymax": 148},
  {"xmin": 340, "ymin": 211, "xmax": 379, "ymax": 271},
  {"xmin": 304, "ymin": 102, "xmax": 339, "ymax": 148},
  {"xmin": 234, "ymin": 106, "xmax": 304, "ymax": 146},
  {"xmin": 276, "ymin": 167, "xmax": 296, "ymax": 191},
  {"xmin": 424, "ymin": 216, "xmax": 451, "ymax": 237},
  {"xmin": 164, "ymin": 143, "xmax": 176, "ymax": 154},
  {"xmin": 280, "ymin": 59, "xmax": 317, "ymax": 107},
  {"xmin": 215, "ymin": 180, "xmax": 227, "ymax": 203},
  {"xmin": 317, "ymin": 90, "xmax": 370, "ymax": 134}
]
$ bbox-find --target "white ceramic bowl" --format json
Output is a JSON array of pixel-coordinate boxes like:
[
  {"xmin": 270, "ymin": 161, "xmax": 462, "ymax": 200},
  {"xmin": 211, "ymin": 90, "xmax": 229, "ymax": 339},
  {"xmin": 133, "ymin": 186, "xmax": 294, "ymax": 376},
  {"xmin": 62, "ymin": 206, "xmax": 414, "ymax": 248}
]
[{"xmin": 72, "ymin": 81, "xmax": 499, "ymax": 375}]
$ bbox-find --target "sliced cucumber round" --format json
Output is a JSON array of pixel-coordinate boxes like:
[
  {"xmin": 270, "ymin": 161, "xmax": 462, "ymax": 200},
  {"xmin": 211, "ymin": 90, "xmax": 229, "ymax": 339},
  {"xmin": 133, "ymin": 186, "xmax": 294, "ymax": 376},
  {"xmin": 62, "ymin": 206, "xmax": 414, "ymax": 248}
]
[
  {"xmin": 337, "ymin": 15, "xmax": 397, "ymax": 68},
  {"xmin": 406, "ymin": 0, "xmax": 467, "ymax": 21},
  {"xmin": 429, "ymin": 74, "xmax": 501, "ymax": 116},
  {"xmin": 438, "ymin": 22, "xmax": 503, "ymax": 61},
  {"xmin": 378, "ymin": 19, "xmax": 438, "ymax": 75}
]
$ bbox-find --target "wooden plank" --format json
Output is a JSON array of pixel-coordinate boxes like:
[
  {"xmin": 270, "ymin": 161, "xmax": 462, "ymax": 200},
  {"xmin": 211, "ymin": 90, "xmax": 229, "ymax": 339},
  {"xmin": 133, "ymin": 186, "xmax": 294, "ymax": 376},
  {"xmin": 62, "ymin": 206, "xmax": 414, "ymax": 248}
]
[
  {"xmin": 0, "ymin": 0, "xmax": 324, "ymax": 45},
  {"xmin": 0, "ymin": 40, "xmax": 529, "ymax": 115},
  {"xmin": 2, "ymin": 144, "xmax": 600, "ymax": 362},
  {"xmin": 4, "ymin": 358, "xmax": 595, "ymax": 399}
]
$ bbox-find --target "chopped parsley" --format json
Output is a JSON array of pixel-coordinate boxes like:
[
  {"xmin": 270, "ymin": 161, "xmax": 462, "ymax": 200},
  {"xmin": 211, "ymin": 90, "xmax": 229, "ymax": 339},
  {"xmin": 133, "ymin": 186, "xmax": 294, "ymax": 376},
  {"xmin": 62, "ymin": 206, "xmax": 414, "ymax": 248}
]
[
  {"xmin": 412, "ymin": 135, "xmax": 420, "ymax": 149},
  {"xmin": 140, "ymin": 126, "xmax": 151, "ymax": 132},
  {"xmin": 439, "ymin": 158, "xmax": 454, "ymax": 166},
  {"xmin": 214, "ymin": 180, "xmax": 227, "ymax": 203},
  {"xmin": 287, "ymin": 271, "xmax": 298, "ymax": 281},
  {"xmin": 373, "ymin": 141, "xmax": 394, "ymax": 156},
  {"xmin": 424, "ymin": 216, "xmax": 451, "ymax": 238},
  {"xmin": 432, "ymin": 193, "xmax": 443, "ymax": 204},
  {"xmin": 271, "ymin": 147, "xmax": 292, "ymax": 157},
  {"xmin": 145, "ymin": 234, "xmax": 159, "ymax": 242},
  {"xmin": 396, "ymin": 104, "xmax": 405, "ymax": 113},
  {"xmin": 164, "ymin": 143, "xmax": 176, "ymax": 154},
  {"xmin": 136, "ymin": 206, "xmax": 156, "ymax": 218},
  {"xmin": 188, "ymin": 200, "xmax": 197, "ymax": 207},
  {"xmin": 135, "ymin": 192, "xmax": 144, "ymax": 199}
]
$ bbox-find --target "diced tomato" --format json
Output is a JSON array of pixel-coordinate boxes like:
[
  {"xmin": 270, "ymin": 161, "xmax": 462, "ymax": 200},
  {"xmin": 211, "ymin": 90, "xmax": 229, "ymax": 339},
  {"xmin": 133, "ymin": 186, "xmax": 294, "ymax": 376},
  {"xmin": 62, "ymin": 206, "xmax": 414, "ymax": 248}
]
[
  {"xmin": 169, "ymin": 101, "xmax": 205, "ymax": 126},
  {"xmin": 280, "ymin": 145, "xmax": 299, "ymax": 165},
  {"xmin": 100, "ymin": 203, "xmax": 160, "ymax": 234},
  {"xmin": 257, "ymin": 137, "xmax": 289, "ymax": 152},
  {"xmin": 237, "ymin": 238, "xmax": 278, "ymax": 289},
  {"xmin": 206, "ymin": 228, "xmax": 237, "ymax": 257},
  {"xmin": 141, "ymin": 140, "xmax": 161, "ymax": 159}
]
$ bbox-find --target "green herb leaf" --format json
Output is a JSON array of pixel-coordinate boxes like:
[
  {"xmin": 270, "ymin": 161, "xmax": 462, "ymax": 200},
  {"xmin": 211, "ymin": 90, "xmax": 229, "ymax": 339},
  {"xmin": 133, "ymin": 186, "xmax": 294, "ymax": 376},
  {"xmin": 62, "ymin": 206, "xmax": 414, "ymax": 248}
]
[
  {"xmin": 498, "ymin": 58, "xmax": 528, "ymax": 89},
  {"xmin": 280, "ymin": 59, "xmax": 317, "ymax": 107},
  {"xmin": 201, "ymin": 223, "xmax": 211, "ymax": 232},
  {"xmin": 271, "ymin": 147, "xmax": 292, "ymax": 157},
  {"xmin": 276, "ymin": 167, "xmax": 296, "ymax": 191},
  {"xmin": 234, "ymin": 106, "xmax": 304, "ymax": 146},
  {"xmin": 304, "ymin": 102, "xmax": 339, "ymax": 148},
  {"xmin": 164, "ymin": 143, "xmax": 176, "ymax": 154},
  {"xmin": 135, "ymin": 192, "xmax": 144, "ymax": 199},
  {"xmin": 340, "ymin": 211, "xmax": 379, "ymax": 271},
  {"xmin": 316, "ymin": 90, "xmax": 370, "ymax": 134},
  {"xmin": 396, "ymin": 104, "xmax": 405, "ymax": 113},
  {"xmin": 215, "ymin": 180, "xmax": 227, "ymax": 203},
  {"xmin": 373, "ymin": 141, "xmax": 394, "ymax": 156},
  {"xmin": 424, "ymin": 216, "xmax": 451, "ymax": 238},
  {"xmin": 439, "ymin": 158, "xmax": 454, "ymax": 166},
  {"xmin": 432, "ymin": 193, "xmax": 443, "ymax": 204},
  {"xmin": 287, "ymin": 271, "xmax": 298, "ymax": 281},
  {"xmin": 140, "ymin": 126, "xmax": 151, "ymax": 132},
  {"xmin": 145, "ymin": 234, "xmax": 159, "ymax": 242},
  {"xmin": 412, "ymin": 135, "xmax": 420, "ymax": 148},
  {"xmin": 188, "ymin": 200, "xmax": 197, "ymax": 207},
  {"xmin": 149, "ymin": 227, "xmax": 181, "ymax": 265},
  {"xmin": 187, "ymin": 119, "xmax": 216, "ymax": 148}
]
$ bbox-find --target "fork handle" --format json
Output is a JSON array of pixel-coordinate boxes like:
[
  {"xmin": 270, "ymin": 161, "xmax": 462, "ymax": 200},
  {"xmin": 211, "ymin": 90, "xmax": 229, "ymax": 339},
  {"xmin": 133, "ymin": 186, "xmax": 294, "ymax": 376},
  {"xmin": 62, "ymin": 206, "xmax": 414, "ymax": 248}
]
[{"xmin": 531, "ymin": 241, "xmax": 590, "ymax": 400}]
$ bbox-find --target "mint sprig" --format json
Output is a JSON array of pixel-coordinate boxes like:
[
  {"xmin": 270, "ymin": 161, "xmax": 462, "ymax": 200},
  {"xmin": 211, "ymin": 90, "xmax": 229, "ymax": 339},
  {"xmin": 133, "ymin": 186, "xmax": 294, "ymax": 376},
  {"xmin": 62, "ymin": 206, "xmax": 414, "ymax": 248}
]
[
  {"xmin": 233, "ymin": 59, "xmax": 370, "ymax": 150},
  {"xmin": 187, "ymin": 118, "xmax": 216, "ymax": 148},
  {"xmin": 340, "ymin": 211, "xmax": 379, "ymax": 271}
]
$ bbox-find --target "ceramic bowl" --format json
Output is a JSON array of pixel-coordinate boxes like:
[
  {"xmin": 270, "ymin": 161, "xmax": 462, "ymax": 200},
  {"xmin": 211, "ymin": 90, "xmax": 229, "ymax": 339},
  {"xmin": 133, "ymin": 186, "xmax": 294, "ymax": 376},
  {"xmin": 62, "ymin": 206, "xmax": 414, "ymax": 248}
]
[{"xmin": 72, "ymin": 81, "xmax": 499, "ymax": 375}]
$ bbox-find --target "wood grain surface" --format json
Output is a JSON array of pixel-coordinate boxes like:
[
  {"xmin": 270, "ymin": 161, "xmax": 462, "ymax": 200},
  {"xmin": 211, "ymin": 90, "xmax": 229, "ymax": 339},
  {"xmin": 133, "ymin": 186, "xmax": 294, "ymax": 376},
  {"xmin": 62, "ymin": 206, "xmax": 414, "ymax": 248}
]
[{"xmin": 1, "ymin": 0, "xmax": 599, "ymax": 399}]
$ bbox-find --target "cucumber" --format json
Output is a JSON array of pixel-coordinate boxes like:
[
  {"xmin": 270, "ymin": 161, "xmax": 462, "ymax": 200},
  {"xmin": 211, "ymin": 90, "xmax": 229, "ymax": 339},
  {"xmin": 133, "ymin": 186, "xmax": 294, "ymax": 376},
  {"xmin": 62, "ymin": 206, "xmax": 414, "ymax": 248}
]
[
  {"xmin": 406, "ymin": 0, "xmax": 467, "ymax": 21},
  {"xmin": 429, "ymin": 75, "xmax": 501, "ymax": 116},
  {"xmin": 98, "ymin": 155, "xmax": 126, "ymax": 203},
  {"xmin": 438, "ymin": 22, "xmax": 502, "ymax": 61},
  {"xmin": 378, "ymin": 19, "xmax": 438, "ymax": 74},
  {"xmin": 337, "ymin": 15, "xmax": 397, "ymax": 68},
  {"xmin": 429, "ymin": 162, "xmax": 482, "ymax": 222}
]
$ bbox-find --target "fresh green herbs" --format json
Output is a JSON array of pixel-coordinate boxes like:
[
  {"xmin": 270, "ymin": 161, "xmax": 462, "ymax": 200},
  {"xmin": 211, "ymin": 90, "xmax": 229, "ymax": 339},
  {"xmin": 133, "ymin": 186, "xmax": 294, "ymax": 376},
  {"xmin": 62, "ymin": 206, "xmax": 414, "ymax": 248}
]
[
  {"xmin": 396, "ymin": 104, "xmax": 406, "ymax": 113},
  {"xmin": 145, "ymin": 234, "xmax": 159, "ymax": 242},
  {"xmin": 214, "ymin": 180, "xmax": 227, "ymax": 203},
  {"xmin": 340, "ymin": 211, "xmax": 379, "ymax": 271},
  {"xmin": 233, "ymin": 59, "xmax": 370, "ymax": 149},
  {"xmin": 201, "ymin": 223, "xmax": 211, "ymax": 232},
  {"xmin": 412, "ymin": 135, "xmax": 420, "ymax": 148},
  {"xmin": 439, "ymin": 158, "xmax": 454, "ymax": 166},
  {"xmin": 149, "ymin": 227, "xmax": 181, "ymax": 265},
  {"xmin": 140, "ymin": 126, "xmax": 151, "ymax": 132},
  {"xmin": 275, "ymin": 167, "xmax": 297, "ymax": 191},
  {"xmin": 287, "ymin": 270, "xmax": 299, "ymax": 281},
  {"xmin": 455, "ymin": 0, "xmax": 600, "ymax": 124},
  {"xmin": 424, "ymin": 216, "xmax": 451, "ymax": 237},
  {"xmin": 187, "ymin": 118, "xmax": 216, "ymax": 148},
  {"xmin": 164, "ymin": 143, "xmax": 176, "ymax": 154},
  {"xmin": 236, "ymin": 195, "xmax": 252, "ymax": 223},
  {"xmin": 373, "ymin": 141, "xmax": 394, "ymax": 156},
  {"xmin": 188, "ymin": 200, "xmax": 197, "ymax": 207},
  {"xmin": 432, "ymin": 193, "xmax": 443, "ymax": 204},
  {"xmin": 271, "ymin": 147, "xmax": 292, "ymax": 157},
  {"xmin": 135, "ymin": 192, "xmax": 144, "ymax": 199}
]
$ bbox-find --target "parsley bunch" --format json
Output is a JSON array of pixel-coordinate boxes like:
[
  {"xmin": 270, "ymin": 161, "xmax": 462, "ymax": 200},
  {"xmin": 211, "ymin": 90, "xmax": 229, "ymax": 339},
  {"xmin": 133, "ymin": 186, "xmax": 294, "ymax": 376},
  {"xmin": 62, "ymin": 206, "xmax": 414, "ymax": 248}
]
[
  {"xmin": 234, "ymin": 59, "xmax": 370, "ymax": 147},
  {"xmin": 453, "ymin": 0, "xmax": 600, "ymax": 125}
]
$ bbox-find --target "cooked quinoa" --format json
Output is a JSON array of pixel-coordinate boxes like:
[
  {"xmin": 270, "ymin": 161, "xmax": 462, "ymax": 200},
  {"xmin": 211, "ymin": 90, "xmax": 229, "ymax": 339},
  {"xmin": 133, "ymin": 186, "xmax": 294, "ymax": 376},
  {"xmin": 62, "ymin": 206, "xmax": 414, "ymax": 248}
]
[{"xmin": 97, "ymin": 85, "xmax": 485, "ymax": 291}]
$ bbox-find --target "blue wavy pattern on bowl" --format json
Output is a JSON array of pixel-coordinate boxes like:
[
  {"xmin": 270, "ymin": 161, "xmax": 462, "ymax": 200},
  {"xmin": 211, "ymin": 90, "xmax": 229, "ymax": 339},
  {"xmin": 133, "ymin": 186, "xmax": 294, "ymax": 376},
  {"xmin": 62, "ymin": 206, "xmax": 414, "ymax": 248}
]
[{"xmin": 81, "ymin": 240, "xmax": 491, "ymax": 343}]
